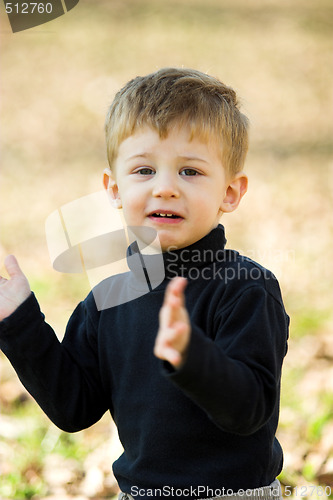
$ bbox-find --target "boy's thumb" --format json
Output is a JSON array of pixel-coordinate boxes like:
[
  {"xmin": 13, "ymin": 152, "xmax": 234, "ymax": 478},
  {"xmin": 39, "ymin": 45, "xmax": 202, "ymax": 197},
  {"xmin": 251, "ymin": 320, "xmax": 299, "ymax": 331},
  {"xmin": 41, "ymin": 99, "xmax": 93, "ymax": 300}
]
[{"xmin": 4, "ymin": 255, "xmax": 24, "ymax": 279}]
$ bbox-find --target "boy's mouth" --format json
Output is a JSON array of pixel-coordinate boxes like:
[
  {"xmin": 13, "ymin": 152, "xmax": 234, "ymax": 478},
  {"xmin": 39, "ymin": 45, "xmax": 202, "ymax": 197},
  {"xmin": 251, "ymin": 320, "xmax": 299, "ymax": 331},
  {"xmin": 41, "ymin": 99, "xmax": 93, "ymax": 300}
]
[{"xmin": 148, "ymin": 211, "xmax": 184, "ymax": 224}]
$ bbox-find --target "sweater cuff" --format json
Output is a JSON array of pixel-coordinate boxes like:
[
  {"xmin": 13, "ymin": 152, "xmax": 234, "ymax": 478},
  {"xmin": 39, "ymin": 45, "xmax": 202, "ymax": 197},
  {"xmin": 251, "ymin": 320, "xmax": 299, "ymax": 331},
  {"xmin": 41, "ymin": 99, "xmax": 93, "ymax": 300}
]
[
  {"xmin": 0, "ymin": 293, "xmax": 43, "ymax": 336},
  {"xmin": 161, "ymin": 324, "xmax": 212, "ymax": 392}
]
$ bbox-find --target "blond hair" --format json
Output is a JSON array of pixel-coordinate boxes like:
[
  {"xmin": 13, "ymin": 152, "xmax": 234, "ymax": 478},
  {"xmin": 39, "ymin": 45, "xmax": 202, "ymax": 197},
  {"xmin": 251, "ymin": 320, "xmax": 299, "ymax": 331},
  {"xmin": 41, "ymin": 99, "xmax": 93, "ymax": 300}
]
[{"xmin": 105, "ymin": 68, "xmax": 249, "ymax": 177}]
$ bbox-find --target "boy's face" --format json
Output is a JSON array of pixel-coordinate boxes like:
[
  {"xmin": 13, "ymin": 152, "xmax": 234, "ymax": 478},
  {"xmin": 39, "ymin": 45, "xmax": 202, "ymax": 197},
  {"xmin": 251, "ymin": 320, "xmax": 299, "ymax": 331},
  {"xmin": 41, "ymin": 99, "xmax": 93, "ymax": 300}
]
[{"xmin": 104, "ymin": 124, "xmax": 247, "ymax": 251}]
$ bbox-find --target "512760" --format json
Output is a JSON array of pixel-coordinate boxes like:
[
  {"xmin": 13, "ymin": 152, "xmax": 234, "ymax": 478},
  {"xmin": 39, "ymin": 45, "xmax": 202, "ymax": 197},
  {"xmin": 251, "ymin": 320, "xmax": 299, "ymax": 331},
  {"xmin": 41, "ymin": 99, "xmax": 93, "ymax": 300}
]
[
  {"xmin": 5, "ymin": 2, "xmax": 53, "ymax": 14},
  {"xmin": 284, "ymin": 485, "xmax": 332, "ymax": 497}
]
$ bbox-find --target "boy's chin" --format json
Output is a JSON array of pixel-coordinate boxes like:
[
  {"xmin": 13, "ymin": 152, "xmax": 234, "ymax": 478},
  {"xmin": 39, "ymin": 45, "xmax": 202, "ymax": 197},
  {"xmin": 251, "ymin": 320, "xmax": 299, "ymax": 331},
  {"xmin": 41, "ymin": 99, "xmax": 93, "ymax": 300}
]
[
  {"xmin": 146, "ymin": 235, "xmax": 179, "ymax": 254},
  {"xmin": 128, "ymin": 225, "xmax": 192, "ymax": 254}
]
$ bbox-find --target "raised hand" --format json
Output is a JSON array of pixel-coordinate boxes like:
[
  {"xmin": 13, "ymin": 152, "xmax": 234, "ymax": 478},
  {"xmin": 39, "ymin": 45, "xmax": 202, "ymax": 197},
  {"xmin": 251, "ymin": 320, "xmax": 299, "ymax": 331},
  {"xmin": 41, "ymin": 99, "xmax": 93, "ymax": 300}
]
[
  {"xmin": 154, "ymin": 277, "xmax": 190, "ymax": 368},
  {"xmin": 0, "ymin": 255, "xmax": 31, "ymax": 321}
]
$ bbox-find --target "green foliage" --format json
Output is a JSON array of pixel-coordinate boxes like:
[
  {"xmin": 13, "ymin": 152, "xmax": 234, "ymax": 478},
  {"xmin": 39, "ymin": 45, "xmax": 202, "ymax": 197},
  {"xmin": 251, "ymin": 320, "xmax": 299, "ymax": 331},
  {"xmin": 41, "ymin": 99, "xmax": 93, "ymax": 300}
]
[
  {"xmin": 0, "ymin": 401, "xmax": 91, "ymax": 499},
  {"xmin": 306, "ymin": 394, "xmax": 333, "ymax": 444},
  {"xmin": 292, "ymin": 309, "xmax": 332, "ymax": 339},
  {"xmin": 0, "ymin": 470, "xmax": 46, "ymax": 500}
]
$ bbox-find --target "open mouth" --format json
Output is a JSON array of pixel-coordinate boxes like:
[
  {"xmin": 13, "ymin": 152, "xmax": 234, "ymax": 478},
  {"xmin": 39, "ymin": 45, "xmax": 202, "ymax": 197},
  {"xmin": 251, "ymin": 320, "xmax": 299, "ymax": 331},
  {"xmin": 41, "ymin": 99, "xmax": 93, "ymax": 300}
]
[
  {"xmin": 148, "ymin": 211, "xmax": 184, "ymax": 223},
  {"xmin": 151, "ymin": 212, "xmax": 182, "ymax": 219}
]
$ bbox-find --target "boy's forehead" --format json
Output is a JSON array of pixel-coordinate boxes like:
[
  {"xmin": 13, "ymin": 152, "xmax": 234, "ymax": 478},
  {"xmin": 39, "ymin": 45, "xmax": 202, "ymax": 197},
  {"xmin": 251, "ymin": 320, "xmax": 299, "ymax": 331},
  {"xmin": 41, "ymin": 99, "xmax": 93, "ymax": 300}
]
[{"xmin": 117, "ymin": 122, "xmax": 221, "ymax": 156}]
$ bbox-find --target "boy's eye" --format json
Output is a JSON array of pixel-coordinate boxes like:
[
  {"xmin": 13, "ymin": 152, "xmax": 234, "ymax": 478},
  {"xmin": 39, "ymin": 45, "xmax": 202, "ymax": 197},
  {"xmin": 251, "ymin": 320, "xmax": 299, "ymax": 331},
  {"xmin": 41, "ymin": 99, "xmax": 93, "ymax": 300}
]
[
  {"xmin": 180, "ymin": 168, "xmax": 200, "ymax": 176},
  {"xmin": 136, "ymin": 167, "xmax": 155, "ymax": 175}
]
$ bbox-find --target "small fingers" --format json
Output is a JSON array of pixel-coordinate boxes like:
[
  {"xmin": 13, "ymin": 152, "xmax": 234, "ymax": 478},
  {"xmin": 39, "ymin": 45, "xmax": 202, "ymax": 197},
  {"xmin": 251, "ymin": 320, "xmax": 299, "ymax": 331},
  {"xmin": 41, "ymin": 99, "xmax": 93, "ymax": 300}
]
[
  {"xmin": 165, "ymin": 277, "xmax": 187, "ymax": 301},
  {"xmin": 154, "ymin": 342, "xmax": 182, "ymax": 367},
  {"xmin": 162, "ymin": 277, "xmax": 187, "ymax": 315},
  {"xmin": 4, "ymin": 255, "xmax": 23, "ymax": 279},
  {"xmin": 155, "ymin": 322, "xmax": 189, "ymax": 359}
]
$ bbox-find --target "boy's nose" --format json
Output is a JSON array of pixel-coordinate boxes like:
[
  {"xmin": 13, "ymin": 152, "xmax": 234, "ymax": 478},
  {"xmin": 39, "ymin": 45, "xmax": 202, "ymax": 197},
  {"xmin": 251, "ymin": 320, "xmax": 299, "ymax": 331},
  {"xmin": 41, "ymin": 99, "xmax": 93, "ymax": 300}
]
[{"xmin": 152, "ymin": 174, "xmax": 180, "ymax": 198}]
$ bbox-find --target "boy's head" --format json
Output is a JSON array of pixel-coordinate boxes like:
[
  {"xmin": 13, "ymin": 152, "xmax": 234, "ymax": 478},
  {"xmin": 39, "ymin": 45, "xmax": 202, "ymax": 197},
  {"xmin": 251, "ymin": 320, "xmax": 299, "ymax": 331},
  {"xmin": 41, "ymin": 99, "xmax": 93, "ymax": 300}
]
[
  {"xmin": 105, "ymin": 67, "xmax": 249, "ymax": 178},
  {"xmin": 103, "ymin": 68, "xmax": 249, "ymax": 251}
]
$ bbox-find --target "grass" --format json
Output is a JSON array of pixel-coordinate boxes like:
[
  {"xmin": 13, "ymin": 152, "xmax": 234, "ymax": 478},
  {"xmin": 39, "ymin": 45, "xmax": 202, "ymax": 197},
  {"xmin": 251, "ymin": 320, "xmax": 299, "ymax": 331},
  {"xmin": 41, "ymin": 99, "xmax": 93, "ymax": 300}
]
[{"xmin": 0, "ymin": 401, "xmax": 100, "ymax": 499}]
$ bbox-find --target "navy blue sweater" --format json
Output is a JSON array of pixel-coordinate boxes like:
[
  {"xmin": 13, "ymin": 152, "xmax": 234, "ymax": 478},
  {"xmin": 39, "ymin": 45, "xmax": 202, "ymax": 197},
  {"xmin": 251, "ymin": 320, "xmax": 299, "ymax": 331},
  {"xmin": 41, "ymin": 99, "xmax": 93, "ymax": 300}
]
[{"xmin": 0, "ymin": 225, "xmax": 289, "ymax": 498}]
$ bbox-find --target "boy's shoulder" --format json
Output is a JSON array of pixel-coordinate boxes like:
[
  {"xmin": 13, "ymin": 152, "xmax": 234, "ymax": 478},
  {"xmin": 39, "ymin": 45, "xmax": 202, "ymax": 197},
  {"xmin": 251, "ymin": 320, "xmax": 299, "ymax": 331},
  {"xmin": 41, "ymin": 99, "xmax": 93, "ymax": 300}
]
[{"xmin": 218, "ymin": 249, "xmax": 284, "ymax": 305}]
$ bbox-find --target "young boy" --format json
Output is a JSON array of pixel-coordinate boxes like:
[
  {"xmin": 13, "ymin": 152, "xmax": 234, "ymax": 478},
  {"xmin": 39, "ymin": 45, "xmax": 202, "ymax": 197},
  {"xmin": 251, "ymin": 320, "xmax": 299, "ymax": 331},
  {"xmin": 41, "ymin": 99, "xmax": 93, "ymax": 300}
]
[{"xmin": 0, "ymin": 68, "xmax": 289, "ymax": 500}]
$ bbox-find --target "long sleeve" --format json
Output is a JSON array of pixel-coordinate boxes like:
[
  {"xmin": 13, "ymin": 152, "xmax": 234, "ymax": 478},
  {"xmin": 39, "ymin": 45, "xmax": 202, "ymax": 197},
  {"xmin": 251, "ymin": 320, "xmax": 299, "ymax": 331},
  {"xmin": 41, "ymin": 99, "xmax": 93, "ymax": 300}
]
[
  {"xmin": 0, "ymin": 292, "xmax": 108, "ymax": 432},
  {"xmin": 163, "ymin": 284, "xmax": 289, "ymax": 435}
]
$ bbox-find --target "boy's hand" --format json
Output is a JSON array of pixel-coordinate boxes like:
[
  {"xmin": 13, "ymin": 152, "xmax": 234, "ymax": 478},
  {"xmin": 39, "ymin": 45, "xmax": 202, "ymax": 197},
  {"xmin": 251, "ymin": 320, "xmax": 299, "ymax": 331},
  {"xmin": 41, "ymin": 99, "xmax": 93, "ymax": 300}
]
[
  {"xmin": 0, "ymin": 255, "xmax": 31, "ymax": 321},
  {"xmin": 154, "ymin": 277, "xmax": 190, "ymax": 369}
]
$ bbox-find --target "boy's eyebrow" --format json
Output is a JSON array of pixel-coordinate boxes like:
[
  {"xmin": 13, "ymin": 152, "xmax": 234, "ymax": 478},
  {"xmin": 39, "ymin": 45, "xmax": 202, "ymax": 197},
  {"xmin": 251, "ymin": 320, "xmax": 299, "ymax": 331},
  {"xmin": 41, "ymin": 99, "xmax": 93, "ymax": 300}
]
[
  {"xmin": 125, "ymin": 153, "xmax": 150, "ymax": 162},
  {"xmin": 125, "ymin": 153, "xmax": 210, "ymax": 164},
  {"xmin": 178, "ymin": 155, "xmax": 210, "ymax": 164}
]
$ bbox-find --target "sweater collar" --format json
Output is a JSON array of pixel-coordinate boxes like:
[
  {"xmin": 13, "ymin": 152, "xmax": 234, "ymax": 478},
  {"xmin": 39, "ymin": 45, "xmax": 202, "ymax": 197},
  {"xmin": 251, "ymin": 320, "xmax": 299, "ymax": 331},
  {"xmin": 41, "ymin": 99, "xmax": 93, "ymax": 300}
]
[{"xmin": 126, "ymin": 224, "xmax": 227, "ymax": 284}]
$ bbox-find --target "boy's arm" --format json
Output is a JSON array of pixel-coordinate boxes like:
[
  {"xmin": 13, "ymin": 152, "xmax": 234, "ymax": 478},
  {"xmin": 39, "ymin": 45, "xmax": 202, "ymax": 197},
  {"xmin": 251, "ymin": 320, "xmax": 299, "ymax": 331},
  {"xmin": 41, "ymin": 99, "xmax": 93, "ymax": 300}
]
[
  {"xmin": 155, "ymin": 276, "xmax": 289, "ymax": 436},
  {"xmin": 0, "ymin": 257, "xmax": 108, "ymax": 432}
]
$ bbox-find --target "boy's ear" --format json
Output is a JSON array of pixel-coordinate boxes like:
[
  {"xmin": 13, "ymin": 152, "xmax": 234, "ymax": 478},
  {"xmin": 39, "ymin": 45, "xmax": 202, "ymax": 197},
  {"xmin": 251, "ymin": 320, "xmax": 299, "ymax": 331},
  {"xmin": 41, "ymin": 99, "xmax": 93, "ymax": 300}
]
[
  {"xmin": 220, "ymin": 172, "xmax": 248, "ymax": 213},
  {"xmin": 103, "ymin": 168, "xmax": 122, "ymax": 209}
]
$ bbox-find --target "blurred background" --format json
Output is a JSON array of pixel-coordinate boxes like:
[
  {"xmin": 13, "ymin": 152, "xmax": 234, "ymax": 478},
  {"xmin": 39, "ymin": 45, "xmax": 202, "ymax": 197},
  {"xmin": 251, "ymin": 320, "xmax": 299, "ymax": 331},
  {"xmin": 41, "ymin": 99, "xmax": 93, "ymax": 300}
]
[{"xmin": 0, "ymin": 0, "xmax": 332, "ymax": 498}]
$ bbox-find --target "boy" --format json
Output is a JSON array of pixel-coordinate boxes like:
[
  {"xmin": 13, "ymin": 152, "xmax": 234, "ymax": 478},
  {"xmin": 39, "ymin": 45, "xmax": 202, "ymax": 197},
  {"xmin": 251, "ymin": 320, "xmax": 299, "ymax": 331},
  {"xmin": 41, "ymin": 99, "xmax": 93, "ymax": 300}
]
[{"xmin": 0, "ymin": 68, "xmax": 289, "ymax": 499}]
